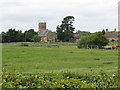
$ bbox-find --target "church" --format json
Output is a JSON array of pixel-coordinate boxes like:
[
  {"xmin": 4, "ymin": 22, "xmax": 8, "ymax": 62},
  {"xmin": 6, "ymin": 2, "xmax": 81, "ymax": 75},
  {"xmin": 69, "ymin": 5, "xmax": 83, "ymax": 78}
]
[{"xmin": 38, "ymin": 22, "xmax": 56, "ymax": 42}]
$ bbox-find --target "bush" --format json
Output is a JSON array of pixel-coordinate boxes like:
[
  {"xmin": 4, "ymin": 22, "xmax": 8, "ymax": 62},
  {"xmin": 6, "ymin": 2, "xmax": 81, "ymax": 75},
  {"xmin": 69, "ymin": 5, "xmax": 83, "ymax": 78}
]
[
  {"xmin": 20, "ymin": 43, "xmax": 29, "ymax": 47},
  {"xmin": 2, "ymin": 70, "xmax": 118, "ymax": 89},
  {"xmin": 31, "ymin": 35, "xmax": 41, "ymax": 42},
  {"xmin": 78, "ymin": 32, "xmax": 109, "ymax": 49}
]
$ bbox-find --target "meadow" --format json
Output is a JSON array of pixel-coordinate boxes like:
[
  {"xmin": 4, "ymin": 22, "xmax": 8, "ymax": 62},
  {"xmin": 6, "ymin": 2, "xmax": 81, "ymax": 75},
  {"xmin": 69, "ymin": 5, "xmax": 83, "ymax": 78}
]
[{"xmin": 2, "ymin": 42, "xmax": 118, "ymax": 74}]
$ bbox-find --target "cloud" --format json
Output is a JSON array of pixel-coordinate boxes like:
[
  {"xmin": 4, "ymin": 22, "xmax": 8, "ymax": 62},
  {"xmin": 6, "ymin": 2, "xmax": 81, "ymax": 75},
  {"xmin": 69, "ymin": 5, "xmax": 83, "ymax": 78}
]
[{"xmin": 0, "ymin": 0, "xmax": 119, "ymax": 33}]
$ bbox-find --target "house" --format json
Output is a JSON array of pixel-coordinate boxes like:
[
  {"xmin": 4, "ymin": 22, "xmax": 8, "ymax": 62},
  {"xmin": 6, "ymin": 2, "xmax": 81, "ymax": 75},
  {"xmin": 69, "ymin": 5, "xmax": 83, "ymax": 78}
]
[
  {"xmin": 38, "ymin": 22, "xmax": 56, "ymax": 42},
  {"xmin": 73, "ymin": 34, "xmax": 81, "ymax": 42},
  {"xmin": 105, "ymin": 28, "xmax": 120, "ymax": 41},
  {"xmin": 73, "ymin": 34, "xmax": 86, "ymax": 42}
]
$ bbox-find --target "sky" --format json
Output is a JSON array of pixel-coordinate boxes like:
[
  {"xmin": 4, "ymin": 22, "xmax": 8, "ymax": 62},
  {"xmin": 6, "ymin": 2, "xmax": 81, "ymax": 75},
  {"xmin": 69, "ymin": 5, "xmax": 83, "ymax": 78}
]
[{"xmin": 0, "ymin": 0, "xmax": 119, "ymax": 33}]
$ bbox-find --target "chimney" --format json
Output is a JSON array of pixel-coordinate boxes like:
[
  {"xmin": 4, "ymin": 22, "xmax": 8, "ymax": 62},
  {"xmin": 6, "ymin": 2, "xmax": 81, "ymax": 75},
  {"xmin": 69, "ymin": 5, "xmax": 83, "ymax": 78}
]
[{"xmin": 106, "ymin": 28, "xmax": 108, "ymax": 32}]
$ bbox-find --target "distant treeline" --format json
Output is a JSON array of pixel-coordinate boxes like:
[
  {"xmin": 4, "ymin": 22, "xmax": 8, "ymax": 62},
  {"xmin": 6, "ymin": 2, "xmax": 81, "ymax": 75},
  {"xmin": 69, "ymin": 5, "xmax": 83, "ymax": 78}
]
[
  {"xmin": 0, "ymin": 28, "xmax": 91, "ymax": 43},
  {"xmin": 1, "ymin": 28, "xmax": 41, "ymax": 43},
  {"xmin": 75, "ymin": 30, "xmax": 91, "ymax": 36}
]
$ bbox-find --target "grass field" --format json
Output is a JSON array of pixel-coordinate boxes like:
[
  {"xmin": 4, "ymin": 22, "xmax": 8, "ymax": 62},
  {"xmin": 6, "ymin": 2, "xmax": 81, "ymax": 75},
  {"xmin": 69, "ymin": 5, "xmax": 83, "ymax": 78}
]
[{"xmin": 2, "ymin": 42, "xmax": 118, "ymax": 74}]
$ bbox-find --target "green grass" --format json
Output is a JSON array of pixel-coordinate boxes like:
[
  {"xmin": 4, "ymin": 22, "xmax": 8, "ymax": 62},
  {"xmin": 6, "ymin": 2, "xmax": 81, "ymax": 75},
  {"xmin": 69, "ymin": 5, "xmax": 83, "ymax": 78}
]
[{"xmin": 2, "ymin": 43, "xmax": 118, "ymax": 74}]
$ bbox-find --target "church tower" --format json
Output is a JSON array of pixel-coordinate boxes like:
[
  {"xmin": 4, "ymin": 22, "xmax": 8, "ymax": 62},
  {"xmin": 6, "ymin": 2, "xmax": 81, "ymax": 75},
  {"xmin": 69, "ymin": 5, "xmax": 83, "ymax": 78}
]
[{"xmin": 38, "ymin": 22, "xmax": 46, "ymax": 33}]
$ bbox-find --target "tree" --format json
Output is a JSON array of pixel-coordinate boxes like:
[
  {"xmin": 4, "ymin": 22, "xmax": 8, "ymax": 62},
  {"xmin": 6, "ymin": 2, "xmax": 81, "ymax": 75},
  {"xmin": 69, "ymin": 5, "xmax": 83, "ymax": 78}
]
[
  {"xmin": 31, "ymin": 35, "xmax": 41, "ymax": 42},
  {"xmin": 2, "ymin": 28, "xmax": 38, "ymax": 42},
  {"xmin": 24, "ymin": 29, "xmax": 37, "ymax": 42},
  {"xmin": 2, "ymin": 32, "xmax": 8, "ymax": 43},
  {"xmin": 56, "ymin": 16, "xmax": 75, "ymax": 42},
  {"xmin": 56, "ymin": 25, "xmax": 64, "ymax": 41},
  {"xmin": 78, "ymin": 32, "xmax": 109, "ymax": 48},
  {"xmin": 75, "ymin": 30, "xmax": 91, "ymax": 36},
  {"xmin": 6, "ymin": 28, "xmax": 18, "ymax": 42},
  {"xmin": 16, "ymin": 31, "xmax": 24, "ymax": 42},
  {"xmin": 2, "ymin": 29, "xmax": 24, "ymax": 42},
  {"xmin": 102, "ymin": 29, "xmax": 105, "ymax": 35}
]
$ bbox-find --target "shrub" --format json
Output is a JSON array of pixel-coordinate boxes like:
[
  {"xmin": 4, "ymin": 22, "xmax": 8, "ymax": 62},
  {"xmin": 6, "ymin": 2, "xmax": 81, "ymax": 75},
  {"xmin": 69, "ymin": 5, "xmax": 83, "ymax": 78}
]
[
  {"xmin": 31, "ymin": 35, "xmax": 41, "ymax": 42},
  {"xmin": 2, "ymin": 70, "xmax": 118, "ymax": 89},
  {"xmin": 20, "ymin": 43, "xmax": 29, "ymax": 47},
  {"xmin": 78, "ymin": 32, "xmax": 109, "ymax": 49}
]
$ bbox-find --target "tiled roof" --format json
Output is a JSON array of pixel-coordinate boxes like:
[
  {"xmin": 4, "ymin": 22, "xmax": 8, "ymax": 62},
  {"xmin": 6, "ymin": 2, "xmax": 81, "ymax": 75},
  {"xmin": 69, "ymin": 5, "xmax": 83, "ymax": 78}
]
[
  {"xmin": 105, "ymin": 31, "xmax": 120, "ymax": 38},
  {"xmin": 74, "ymin": 34, "xmax": 81, "ymax": 37},
  {"xmin": 39, "ymin": 29, "xmax": 51, "ymax": 37}
]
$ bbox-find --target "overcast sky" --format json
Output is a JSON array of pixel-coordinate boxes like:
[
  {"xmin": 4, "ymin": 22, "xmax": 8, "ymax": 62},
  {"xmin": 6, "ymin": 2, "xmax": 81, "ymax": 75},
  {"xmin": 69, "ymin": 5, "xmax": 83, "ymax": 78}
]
[{"xmin": 0, "ymin": 0, "xmax": 119, "ymax": 33}]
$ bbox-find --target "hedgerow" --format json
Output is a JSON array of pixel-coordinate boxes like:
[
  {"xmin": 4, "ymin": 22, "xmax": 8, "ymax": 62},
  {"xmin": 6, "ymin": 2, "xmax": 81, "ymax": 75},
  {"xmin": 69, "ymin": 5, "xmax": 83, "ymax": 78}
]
[{"xmin": 2, "ymin": 70, "xmax": 118, "ymax": 89}]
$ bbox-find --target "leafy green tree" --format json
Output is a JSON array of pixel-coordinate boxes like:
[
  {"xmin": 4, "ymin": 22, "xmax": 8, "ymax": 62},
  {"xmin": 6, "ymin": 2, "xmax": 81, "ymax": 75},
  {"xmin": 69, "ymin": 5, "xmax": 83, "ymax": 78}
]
[
  {"xmin": 2, "ymin": 29, "xmax": 24, "ymax": 42},
  {"xmin": 6, "ymin": 28, "xmax": 18, "ymax": 42},
  {"xmin": 16, "ymin": 31, "xmax": 24, "ymax": 42},
  {"xmin": 78, "ymin": 32, "xmax": 109, "ymax": 48},
  {"xmin": 2, "ymin": 28, "xmax": 38, "ymax": 42},
  {"xmin": 75, "ymin": 30, "xmax": 91, "ymax": 36},
  {"xmin": 1, "ymin": 32, "xmax": 8, "ymax": 42},
  {"xmin": 24, "ymin": 29, "xmax": 37, "ymax": 42},
  {"xmin": 31, "ymin": 35, "xmax": 41, "ymax": 42},
  {"xmin": 56, "ymin": 25, "xmax": 64, "ymax": 41},
  {"xmin": 102, "ymin": 29, "xmax": 105, "ymax": 35},
  {"xmin": 56, "ymin": 16, "xmax": 75, "ymax": 42}
]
